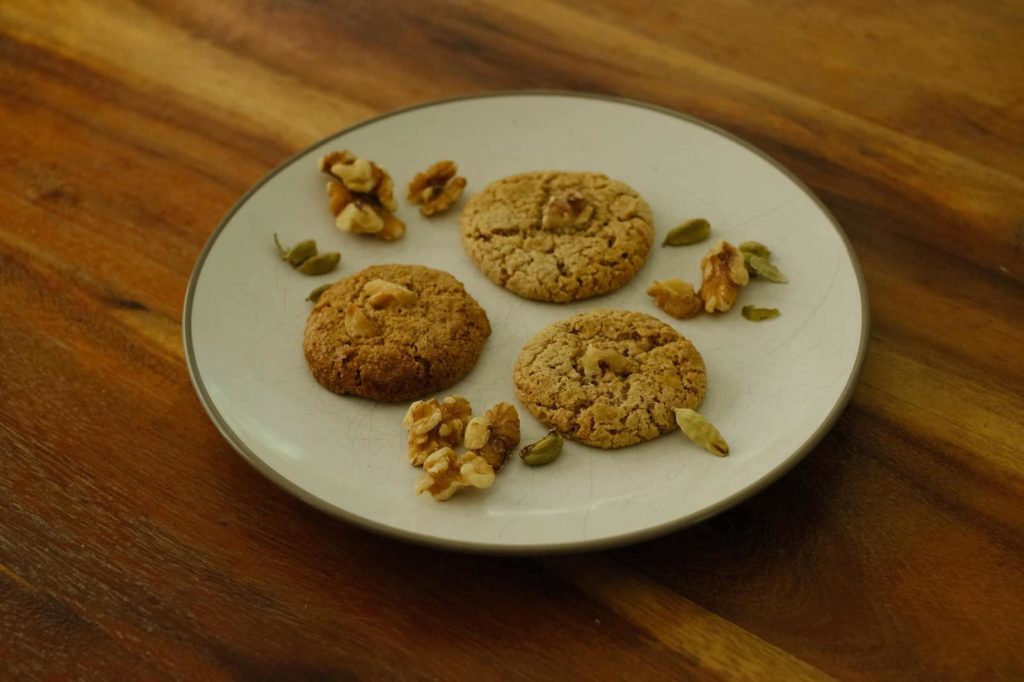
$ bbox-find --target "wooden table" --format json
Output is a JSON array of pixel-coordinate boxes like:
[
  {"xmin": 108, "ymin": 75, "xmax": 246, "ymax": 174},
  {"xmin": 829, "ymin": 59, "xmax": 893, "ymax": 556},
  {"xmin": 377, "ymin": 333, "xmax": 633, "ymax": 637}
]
[{"xmin": 3, "ymin": 1, "xmax": 1022, "ymax": 679}]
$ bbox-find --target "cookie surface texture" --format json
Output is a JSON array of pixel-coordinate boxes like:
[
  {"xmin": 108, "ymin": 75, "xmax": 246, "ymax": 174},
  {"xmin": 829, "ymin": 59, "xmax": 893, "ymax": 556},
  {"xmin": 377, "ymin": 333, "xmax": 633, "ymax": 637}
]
[
  {"xmin": 304, "ymin": 264, "xmax": 491, "ymax": 402},
  {"xmin": 460, "ymin": 171, "xmax": 654, "ymax": 302},
  {"xmin": 513, "ymin": 310, "xmax": 707, "ymax": 448}
]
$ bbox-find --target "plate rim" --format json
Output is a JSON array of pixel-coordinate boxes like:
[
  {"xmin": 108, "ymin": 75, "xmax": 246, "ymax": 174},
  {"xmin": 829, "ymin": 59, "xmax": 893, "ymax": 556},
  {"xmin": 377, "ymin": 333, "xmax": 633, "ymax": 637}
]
[{"xmin": 182, "ymin": 89, "xmax": 870, "ymax": 555}]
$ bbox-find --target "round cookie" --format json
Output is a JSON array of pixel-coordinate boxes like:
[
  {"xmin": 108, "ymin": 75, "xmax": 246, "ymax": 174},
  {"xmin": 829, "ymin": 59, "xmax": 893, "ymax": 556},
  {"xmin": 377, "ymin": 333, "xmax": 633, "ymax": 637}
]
[
  {"xmin": 513, "ymin": 310, "xmax": 706, "ymax": 449},
  {"xmin": 460, "ymin": 171, "xmax": 654, "ymax": 302},
  {"xmin": 304, "ymin": 264, "xmax": 490, "ymax": 402}
]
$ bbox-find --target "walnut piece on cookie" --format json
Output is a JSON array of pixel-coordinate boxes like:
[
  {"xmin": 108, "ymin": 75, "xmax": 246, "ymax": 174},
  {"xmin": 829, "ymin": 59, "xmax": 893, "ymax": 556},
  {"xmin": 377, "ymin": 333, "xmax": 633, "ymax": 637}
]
[
  {"xmin": 460, "ymin": 171, "xmax": 654, "ymax": 302},
  {"xmin": 407, "ymin": 160, "xmax": 467, "ymax": 216},
  {"xmin": 698, "ymin": 240, "xmax": 749, "ymax": 313},
  {"xmin": 319, "ymin": 151, "xmax": 405, "ymax": 241},
  {"xmin": 303, "ymin": 265, "xmax": 491, "ymax": 402},
  {"xmin": 647, "ymin": 278, "xmax": 702, "ymax": 319},
  {"xmin": 513, "ymin": 310, "xmax": 707, "ymax": 449}
]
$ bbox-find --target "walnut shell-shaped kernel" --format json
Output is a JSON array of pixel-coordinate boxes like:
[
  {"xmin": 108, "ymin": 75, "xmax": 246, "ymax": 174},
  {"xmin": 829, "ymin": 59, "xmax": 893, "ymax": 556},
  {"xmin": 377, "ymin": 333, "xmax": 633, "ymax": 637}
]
[
  {"xmin": 403, "ymin": 396, "xmax": 473, "ymax": 466},
  {"xmin": 698, "ymin": 240, "xmax": 749, "ymax": 313},
  {"xmin": 469, "ymin": 402, "xmax": 520, "ymax": 472},
  {"xmin": 407, "ymin": 160, "xmax": 467, "ymax": 216}
]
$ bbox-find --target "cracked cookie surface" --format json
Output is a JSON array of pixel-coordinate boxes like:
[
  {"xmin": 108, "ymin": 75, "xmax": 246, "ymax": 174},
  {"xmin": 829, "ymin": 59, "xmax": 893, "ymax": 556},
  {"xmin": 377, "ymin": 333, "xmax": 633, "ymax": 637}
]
[
  {"xmin": 460, "ymin": 171, "xmax": 654, "ymax": 302},
  {"xmin": 513, "ymin": 310, "xmax": 706, "ymax": 448},
  {"xmin": 304, "ymin": 264, "xmax": 490, "ymax": 402}
]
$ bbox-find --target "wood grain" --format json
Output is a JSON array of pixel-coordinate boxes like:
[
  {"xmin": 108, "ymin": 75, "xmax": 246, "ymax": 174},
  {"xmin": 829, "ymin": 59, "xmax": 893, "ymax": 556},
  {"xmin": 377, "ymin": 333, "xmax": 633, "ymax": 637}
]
[{"xmin": 2, "ymin": 0, "xmax": 1022, "ymax": 679}]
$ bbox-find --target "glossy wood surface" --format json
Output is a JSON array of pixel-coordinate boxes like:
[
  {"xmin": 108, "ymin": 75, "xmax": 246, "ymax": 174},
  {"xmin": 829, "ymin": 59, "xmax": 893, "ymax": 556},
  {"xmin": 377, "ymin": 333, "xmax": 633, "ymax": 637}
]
[{"xmin": 2, "ymin": 1, "xmax": 1022, "ymax": 679}]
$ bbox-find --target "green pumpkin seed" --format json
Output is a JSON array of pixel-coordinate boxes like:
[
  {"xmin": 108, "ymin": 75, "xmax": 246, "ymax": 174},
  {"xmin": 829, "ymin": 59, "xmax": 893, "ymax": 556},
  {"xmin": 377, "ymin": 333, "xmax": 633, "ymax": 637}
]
[
  {"xmin": 741, "ymin": 305, "xmax": 780, "ymax": 321},
  {"xmin": 306, "ymin": 283, "xmax": 334, "ymax": 303},
  {"xmin": 519, "ymin": 430, "xmax": 564, "ymax": 466},
  {"xmin": 662, "ymin": 218, "xmax": 711, "ymax": 246},
  {"xmin": 746, "ymin": 254, "xmax": 788, "ymax": 283},
  {"xmin": 297, "ymin": 251, "xmax": 341, "ymax": 275}
]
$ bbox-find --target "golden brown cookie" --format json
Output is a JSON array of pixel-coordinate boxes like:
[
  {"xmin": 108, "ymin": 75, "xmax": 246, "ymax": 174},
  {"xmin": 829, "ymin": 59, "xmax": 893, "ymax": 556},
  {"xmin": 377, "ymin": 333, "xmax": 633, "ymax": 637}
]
[
  {"xmin": 304, "ymin": 264, "xmax": 491, "ymax": 402},
  {"xmin": 460, "ymin": 171, "xmax": 654, "ymax": 302},
  {"xmin": 513, "ymin": 310, "xmax": 707, "ymax": 449}
]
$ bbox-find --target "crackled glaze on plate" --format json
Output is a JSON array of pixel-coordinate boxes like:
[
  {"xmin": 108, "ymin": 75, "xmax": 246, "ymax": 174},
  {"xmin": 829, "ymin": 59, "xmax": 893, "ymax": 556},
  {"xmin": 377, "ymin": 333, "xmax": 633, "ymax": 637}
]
[{"xmin": 184, "ymin": 92, "xmax": 868, "ymax": 553}]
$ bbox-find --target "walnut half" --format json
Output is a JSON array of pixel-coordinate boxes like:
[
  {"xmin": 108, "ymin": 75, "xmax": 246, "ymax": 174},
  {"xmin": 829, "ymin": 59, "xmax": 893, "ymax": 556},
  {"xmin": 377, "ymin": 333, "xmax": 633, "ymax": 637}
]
[
  {"xmin": 647, "ymin": 278, "xmax": 702, "ymax": 319},
  {"xmin": 464, "ymin": 402, "xmax": 520, "ymax": 471},
  {"xmin": 415, "ymin": 448, "xmax": 496, "ymax": 501},
  {"xmin": 403, "ymin": 396, "xmax": 473, "ymax": 466},
  {"xmin": 407, "ymin": 160, "xmax": 467, "ymax": 216},
  {"xmin": 320, "ymin": 150, "xmax": 405, "ymax": 241},
  {"xmin": 698, "ymin": 240, "xmax": 749, "ymax": 313}
]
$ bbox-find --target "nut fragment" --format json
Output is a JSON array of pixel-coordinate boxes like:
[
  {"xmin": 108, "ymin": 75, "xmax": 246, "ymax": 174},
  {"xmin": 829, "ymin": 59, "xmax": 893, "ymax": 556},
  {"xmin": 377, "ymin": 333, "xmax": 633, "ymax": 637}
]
[
  {"xmin": 580, "ymin": 344, "xmax": 634, "ymax": 377},
  {"xmin": 376, "ymin": 210, "xmax": 407, "ymax": 242},
  {"xmin": 541, "ymin": 190, "xmax": 593, "ymax": 230},
  {"xmin": 319, "ymin": 150, "xmax": 404, "ymax": 240},
  {"xmin": 662, "ymin": 218, "xmax": 711, "ymax": 247},
  {"xmin": 674, "ymin": 408, "xmax": 729, "ymax": 456},
  {"xmin": 403, "ymin": 396, "xmax": 473, "ymax": 466},
  {"xmin": 334, "ymin": 157, "xmax": 376, "ymax": 193},
  {"xmin": 415, "ymin": 448, "xmax": 496, "ymax": 501},
  {"xmin": 343, "ymin": 304, "xmax": 378, "ymax": 337},
  {"xmin": 464, "ymin": 416, "xmax": 490, "ymax": 451},
  {"xmin": 363, "ymin": 279, "xmax": 417, "ymax": 309},
  {"xmin": 647, "ymin": 278, "xmax": 702, "ymax": 319},
  {"xmin": 335, "ymin": 199, "xmax": 385, "ymax": 235},
  {"xmin": 407, "ymin": 160, "xmax": 467, "ymax": 216},
  {"xmin": 467, "ymin": 402, "xmax": 520, "ymax": 471},
  {"xmin": 320, "ymin": 151, "xmax": 396, "ymax": 211},
  {"xmin": 519, "ymin": 430, "xmax": 564, "ymax": 467},
  {"xmin": 698, "ymin": 240, "xmax": 749, "ymax": 313}
]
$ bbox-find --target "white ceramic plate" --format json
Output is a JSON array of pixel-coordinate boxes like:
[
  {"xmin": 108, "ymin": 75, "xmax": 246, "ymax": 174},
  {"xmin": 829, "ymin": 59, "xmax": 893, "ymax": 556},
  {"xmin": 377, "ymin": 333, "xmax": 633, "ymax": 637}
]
[{"xmin": 184, "ymin": 92, "xmax": 868, "ymax": 553}]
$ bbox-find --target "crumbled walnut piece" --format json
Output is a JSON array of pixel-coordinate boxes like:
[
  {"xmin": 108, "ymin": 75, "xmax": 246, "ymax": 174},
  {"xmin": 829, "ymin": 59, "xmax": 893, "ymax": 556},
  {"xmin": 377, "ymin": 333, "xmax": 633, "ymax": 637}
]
[
  {"xmin": 334, "ymin": 197, "xmax": 384, "ymax": 234},
  {"xmin": 698, "ymin": 240, "xmax": 749, "ymax": 313},
  {"xmin": 541, "ymin": 190, "xmax": 593, "ymax": 230},
  {"xmin": 364, "ymin": 279, "xmax": 417, "ymax": 309},
  {"xmin": 407, "ymin": 160, "xmax": 467, "ymax": 216},
  {"xmin": 403, "ymin": 396, "xmax": 473, "ymax": 466},
  {"xmin": 467, "ymin": 402, "xmax": 520, "ymax": 471},
  {"xmin": 647, "ymin": 278, "xmax": 702, "ymax": 319},
  {"xmin": 343, "ymin": 304, "xmax": 378, "ymax": 337},
  {"xmin": 319, "ymin": 150, "xmax": 403, "ymax": 240},
  {"xmin": 464, "ymin": 416, "xmax": 490, "ymax": 451},
  {"xmin": 334, "ymin": 157, "xmax": 376, "ymax": 193},
  {"xmin": 580, "ymin": 344, "xmax": 634, "ymax": 377},
  {"xmin": 415, "ymin": 448, "xmax": 496, "ymax": 501},
  {"xmin": 376, "ymin": 209, "xmax": 406, "ymax": 241}
]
